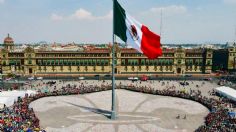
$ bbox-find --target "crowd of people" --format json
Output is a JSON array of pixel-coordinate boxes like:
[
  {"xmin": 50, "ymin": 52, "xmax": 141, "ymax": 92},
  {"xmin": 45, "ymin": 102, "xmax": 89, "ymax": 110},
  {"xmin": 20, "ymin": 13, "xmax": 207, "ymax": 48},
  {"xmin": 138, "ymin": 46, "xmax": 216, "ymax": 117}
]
[
  {"xmin": 0, "ymin": 94, "xmax": 42, "ymax": 132},
  {"xmin": 0, "ymin": 80, "xmax": 236, "ymax": 132}
]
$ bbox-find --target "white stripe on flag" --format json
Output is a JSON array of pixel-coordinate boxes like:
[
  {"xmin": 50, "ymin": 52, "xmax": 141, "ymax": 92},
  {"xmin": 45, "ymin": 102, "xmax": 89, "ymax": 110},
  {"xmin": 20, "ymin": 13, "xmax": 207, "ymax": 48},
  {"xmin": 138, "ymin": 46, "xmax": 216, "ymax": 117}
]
[{"xmin": 125, "ymin": 14, "xmax": 143, "ymax": 53}]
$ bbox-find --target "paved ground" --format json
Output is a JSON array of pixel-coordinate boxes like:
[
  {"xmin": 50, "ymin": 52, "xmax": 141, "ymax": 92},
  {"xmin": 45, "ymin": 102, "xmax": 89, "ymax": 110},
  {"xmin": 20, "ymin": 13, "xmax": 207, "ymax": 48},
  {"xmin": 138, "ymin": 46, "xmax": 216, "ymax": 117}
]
[{"xmin": 30, "ymin": 90, "xmax": 209, "ymax": 132}]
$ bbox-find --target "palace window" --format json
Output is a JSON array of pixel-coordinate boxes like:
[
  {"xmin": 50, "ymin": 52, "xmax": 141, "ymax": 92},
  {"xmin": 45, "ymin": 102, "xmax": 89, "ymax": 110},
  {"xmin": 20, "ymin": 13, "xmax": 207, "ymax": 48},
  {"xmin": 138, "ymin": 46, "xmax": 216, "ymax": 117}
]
[
  {"xmin": 28, "ymin": 60, "xmax": 32, "ymax": 65},
  {"xmin": 141, "ymin": 59, "xmax": 145, "ymax": 65},
  {"xmin": 146, "ymin": 60, "xmax": 150, "ymax": 66},
  {"xmin": 105, "ymin": 60, "xmax": 109, "ymax": 65},
  {"xmin": 92, "ymin": 59, "xmax": 96, "ymax": 65},
  {"xmin": 71, "ymin": 60, "xmax": 75, "ymax": 66},
  {"xmin": 55, "ymin": 60, "xmax": 59, "ymax": 65},
  {"xmin": 100, "ymin": 59, "xmax": 105, "ymax": 66},
  {"xmin": 158, "ymin": 59, "xmax": 162, "ymax": 66},
  {"xmin": 207, "ymin": 60, "xmax": 211, "ymax": 65},
  {"xmin": 121, "ymin": 59, "xmax": 125, "ymax": 66},
  {"xmin": 178, "ymin": 60, "xmax": 181, "ymax": 64},
  {"xmin": 154, "ymin": 60, "xmax": 158, "ymax": 65},
  {"xmin": 76, "ymin": 60, "xmax": 80, "ymax": 66},
  {"xmin": 149, "ymin": 60, "xmax": 154, "ymax": 65},
  {"xmin": 51, "ymin": 60, "xmax": 55, "ymax": 65},
  {"xmin": 97, "ymin": 59, "xmax": 101, "ymax": 66}
]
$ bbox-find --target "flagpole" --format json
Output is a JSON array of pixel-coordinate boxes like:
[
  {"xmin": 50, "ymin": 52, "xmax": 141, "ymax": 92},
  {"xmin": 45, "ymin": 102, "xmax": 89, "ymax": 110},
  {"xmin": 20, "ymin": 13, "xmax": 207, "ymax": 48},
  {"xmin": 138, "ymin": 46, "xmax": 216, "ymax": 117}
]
[
  {"xmin": 160, "ymin": 9, "xmax": 163, "ymax": 38},
  {"xmin": 111, "ymin": 0, "xmax": 116, "ymax": 120}
]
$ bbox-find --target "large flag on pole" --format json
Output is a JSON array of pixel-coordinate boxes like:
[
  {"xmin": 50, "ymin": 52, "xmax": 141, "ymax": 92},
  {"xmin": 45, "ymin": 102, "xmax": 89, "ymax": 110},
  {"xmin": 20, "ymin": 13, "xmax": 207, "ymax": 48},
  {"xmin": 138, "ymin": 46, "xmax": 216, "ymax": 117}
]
[{"xmin": 114, "ymin": 0, "xmax": 162, "ymax": 59}]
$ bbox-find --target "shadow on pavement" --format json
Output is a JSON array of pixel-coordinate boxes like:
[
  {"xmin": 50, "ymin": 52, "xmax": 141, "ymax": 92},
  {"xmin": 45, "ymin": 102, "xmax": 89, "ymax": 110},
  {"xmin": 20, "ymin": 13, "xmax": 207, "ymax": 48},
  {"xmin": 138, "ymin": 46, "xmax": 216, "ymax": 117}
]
[{"xmin": 63, "ymin": 101, "xmax": 111, "ymax": 119}]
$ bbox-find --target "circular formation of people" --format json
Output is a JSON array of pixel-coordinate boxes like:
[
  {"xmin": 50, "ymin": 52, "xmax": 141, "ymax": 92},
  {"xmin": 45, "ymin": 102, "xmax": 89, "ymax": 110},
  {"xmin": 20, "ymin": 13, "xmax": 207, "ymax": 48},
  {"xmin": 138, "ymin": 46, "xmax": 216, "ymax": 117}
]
[{"xmin": 0, "ymin": 78, "xmax": 236, "ymax": 132}]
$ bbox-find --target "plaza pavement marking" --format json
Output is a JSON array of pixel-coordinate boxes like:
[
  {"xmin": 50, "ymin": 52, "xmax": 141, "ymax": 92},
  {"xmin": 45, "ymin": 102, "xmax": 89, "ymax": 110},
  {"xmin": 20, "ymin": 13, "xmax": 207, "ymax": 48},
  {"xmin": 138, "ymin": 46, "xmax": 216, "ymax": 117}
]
[
  {"xmin": 67, "ymin": 114, "xmax": 160, "ymax": 124},
  {"xmin": 135, "ymin": 124, "xmax": 149, "ymax": 132},
  {"xmin": 84, "ymin": 91, "xmax": 112, "ymax": 111},
  {"xmin": 81, "ymin": 124, "xmax": 98, "ymax": 132},
  {"xmin": 78, "ymin": 95, "xmax": 100, "ymax": 110},
  {"xmin": 132, "ymin": 97, "xmax": 150, "ymax": 113},
  {"xmin": 118, "ymin": 90, "xmax": 147, "ymax": 112}
]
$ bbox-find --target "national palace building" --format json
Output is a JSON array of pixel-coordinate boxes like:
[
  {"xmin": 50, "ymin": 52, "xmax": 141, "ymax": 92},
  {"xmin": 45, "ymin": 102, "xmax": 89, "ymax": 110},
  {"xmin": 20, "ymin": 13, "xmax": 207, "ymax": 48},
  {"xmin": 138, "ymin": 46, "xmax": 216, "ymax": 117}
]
[{"xmin": 0, "ymin": 34, "xmax": 236, "ymax": 76}]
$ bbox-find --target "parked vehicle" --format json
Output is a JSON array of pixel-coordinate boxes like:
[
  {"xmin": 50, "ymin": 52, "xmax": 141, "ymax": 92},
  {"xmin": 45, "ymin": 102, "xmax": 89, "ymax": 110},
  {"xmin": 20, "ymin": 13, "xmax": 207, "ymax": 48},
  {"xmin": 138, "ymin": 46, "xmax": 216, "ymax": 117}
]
[
  {"xmin": 5, "ymin": 78, "xmax": 12, "ymax": 81},
  {"xmin": 141, "ymin": 75, "xmax": 148, "ymax": 81},
  {"xmin": 184, "ymin": 74, "xmax": 192, "ymax": 77},
  {"xmin": 37, "ymin": 77, "xmax": 43, "ymax": 80},
  {"xmin": 78, "ymin": 77, "xmax": 85, "ymax": 80},
  {"xmin": 128, "ymin": 77, "xmax": 138, "ymax": 81},
  {"xmin": 203, "ymin": 78, "xmax": 212, "ymax": 81},
  {"xmin": 28, "ymin": 77, "xmax": 34, "ymax": 80}
]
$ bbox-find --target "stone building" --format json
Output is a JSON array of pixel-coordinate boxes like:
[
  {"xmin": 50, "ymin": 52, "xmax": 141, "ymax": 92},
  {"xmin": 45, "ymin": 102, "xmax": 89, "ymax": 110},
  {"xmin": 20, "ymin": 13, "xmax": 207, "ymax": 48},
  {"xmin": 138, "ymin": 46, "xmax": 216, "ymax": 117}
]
[{"xmin": 0, "ymin": 34, "xmax": 215, "ymax": 76}]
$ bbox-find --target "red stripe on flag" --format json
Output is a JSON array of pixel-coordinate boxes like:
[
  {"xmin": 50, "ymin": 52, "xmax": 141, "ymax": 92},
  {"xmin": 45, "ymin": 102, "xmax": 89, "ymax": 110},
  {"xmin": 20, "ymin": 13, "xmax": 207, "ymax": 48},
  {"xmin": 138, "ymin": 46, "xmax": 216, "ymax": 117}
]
[{"xmin": 140, "ymin": 25, "xmax": 162, "ymax": 59}]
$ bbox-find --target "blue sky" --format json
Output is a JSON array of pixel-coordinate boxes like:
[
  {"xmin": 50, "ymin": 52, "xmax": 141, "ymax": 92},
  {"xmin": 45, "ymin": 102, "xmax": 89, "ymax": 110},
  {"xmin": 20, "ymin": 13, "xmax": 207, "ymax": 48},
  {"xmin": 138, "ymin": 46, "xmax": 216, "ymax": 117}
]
[{"xmin": 0, "ymin": 0, "xmax": 236, "ymax": 44}]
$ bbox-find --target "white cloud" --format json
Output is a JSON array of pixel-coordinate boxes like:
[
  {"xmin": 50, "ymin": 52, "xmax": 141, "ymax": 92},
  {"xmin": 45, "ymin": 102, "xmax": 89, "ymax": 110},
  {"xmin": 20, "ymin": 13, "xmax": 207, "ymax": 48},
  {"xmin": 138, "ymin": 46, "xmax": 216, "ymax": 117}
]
[
  {"xmin": 224, "ymin": 0, "xmax": 236, "ymax": 4},
  {"xmin": 51, "ymin": 8, "xmax": 112, "ymax": 21},
  {"xmin": 51, "ymin": 13, "xmax": 63, "ymax": 21},
  {"xmin": 70, "ymin": 8, "xmax": 94, "ymax": 20},
  {"xmin": 143, "ymin": 5, "xmax": 187, "ymax": 16}
]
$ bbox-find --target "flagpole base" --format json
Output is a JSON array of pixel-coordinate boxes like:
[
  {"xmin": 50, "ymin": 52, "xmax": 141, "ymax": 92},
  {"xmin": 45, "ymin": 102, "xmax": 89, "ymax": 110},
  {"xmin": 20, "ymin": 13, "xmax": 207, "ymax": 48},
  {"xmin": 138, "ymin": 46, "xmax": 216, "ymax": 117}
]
[{"xmin": 110, "ymin": 111, "xmax": 116, "ymax": 120}]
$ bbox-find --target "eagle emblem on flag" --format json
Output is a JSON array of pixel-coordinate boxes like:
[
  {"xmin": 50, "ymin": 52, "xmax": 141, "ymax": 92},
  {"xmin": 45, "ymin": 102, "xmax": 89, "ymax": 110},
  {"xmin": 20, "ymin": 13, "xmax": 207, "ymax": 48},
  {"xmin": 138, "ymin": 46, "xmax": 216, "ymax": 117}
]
[{"xmin": 129, "ymin": 25, "xmax": 139, "ymax": 41}]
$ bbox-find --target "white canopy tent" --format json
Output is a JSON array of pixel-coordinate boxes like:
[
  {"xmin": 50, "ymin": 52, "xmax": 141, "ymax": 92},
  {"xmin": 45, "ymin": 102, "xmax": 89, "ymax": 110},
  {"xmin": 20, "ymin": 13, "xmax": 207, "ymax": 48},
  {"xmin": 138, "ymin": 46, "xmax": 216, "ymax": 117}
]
[
  {"xmin": 0, "ymin": 97, "xmax": 15, "ymax": 107},
  {"xmin": 215, "ymin": 86, "xmax": 236, "ymax": 101},
  {"xmin": 0, "ymin": 90, "xmax": 37, "ymax": 109}
]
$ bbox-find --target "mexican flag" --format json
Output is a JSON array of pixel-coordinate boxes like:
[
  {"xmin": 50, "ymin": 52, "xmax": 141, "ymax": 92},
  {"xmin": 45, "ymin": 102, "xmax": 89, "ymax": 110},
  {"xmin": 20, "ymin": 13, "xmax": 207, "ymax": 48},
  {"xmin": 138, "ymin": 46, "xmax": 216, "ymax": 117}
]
[{"xmin": 114, "ymin": 0, "xmax": 162, "ymax": 59}]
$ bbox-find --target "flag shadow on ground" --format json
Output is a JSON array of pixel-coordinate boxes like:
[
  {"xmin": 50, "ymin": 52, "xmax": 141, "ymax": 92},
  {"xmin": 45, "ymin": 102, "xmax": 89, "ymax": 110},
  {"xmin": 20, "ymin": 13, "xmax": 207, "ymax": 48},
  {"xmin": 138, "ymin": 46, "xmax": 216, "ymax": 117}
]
[{"xmin": 63, "ymin": 101, "xmax": 111, "ymax": 119}]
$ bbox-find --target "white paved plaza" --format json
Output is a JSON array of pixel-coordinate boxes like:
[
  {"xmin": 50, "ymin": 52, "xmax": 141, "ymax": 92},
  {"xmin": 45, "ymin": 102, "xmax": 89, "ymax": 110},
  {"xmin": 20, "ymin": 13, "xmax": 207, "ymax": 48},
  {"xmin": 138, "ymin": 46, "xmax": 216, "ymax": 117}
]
[{"xmin": 30, "ymin": 90, "xmax": 209, "ymax": 132}]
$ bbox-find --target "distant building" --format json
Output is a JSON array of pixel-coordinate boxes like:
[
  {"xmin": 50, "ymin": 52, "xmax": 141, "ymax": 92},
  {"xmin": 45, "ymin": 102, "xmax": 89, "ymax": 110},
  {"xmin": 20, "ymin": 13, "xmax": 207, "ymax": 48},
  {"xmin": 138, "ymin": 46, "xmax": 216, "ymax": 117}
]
[{"xmin": 5, "ymin": 34, "xmax": 236, "ymax": 76}]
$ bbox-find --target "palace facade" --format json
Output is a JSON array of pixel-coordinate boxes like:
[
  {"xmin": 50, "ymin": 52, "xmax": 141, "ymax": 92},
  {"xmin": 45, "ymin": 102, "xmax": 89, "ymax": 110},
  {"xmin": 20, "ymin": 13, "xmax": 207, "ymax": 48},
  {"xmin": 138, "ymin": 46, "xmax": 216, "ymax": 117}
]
[{"xmin": 2, "ymin": 34, "xmax": 234, "ymax": 76}]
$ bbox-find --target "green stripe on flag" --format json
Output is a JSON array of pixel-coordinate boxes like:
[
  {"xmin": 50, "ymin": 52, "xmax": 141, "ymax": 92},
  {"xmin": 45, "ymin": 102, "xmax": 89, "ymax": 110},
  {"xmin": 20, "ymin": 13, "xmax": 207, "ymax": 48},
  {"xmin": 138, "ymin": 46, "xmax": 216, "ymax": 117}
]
[{"xmin": 114, "ymin": 0, "xmax": 127, "ymax": 42}]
